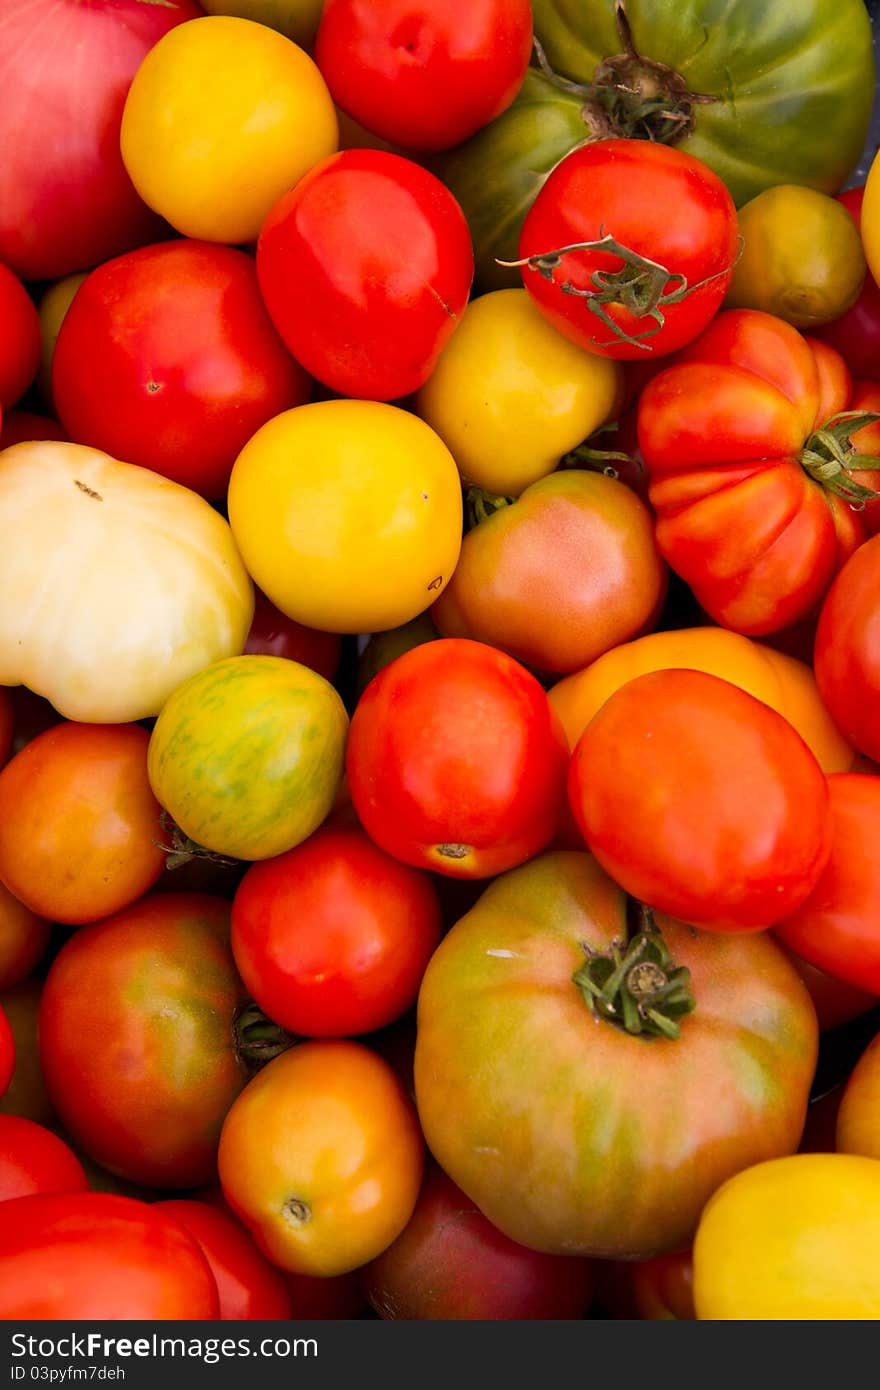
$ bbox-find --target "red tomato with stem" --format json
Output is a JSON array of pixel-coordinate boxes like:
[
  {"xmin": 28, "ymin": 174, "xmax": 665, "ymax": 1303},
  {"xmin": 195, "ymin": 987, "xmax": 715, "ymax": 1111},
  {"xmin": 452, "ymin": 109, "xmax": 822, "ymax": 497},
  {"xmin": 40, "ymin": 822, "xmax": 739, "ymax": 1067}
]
[
  {"xmin": 257, "ymin": 149, "xmax": 474, "ymax": 400},
  {"xmin": 0, "ymin": 1005, "xmax": 12, "ymax": 1100},
  {"xmin": 244, "ymin": 588, "xmax": 342, "ymax": 682},
  {"xmin": 0, "ymin": 262, "xmax": 40, "ymax": 410},
  {"xmin": 346, "ymin": 639, "xmax": 570, "ymax": 879},
  {"xmin": 514, "ymin": 139, "xmax": 738, "ymax": 361},
  {"xmin": 154, "ymin": 1199, "xmax": 293, "ymax": 1320},
  {"xmin": 315, "ymin": 0, "xmax": 533, "ymax": 151},
  {"xmin": 231, "ymin": 826, "xmax": 443, "ymax": 1037},
  {"xmin": 0, "ymin": 1192, "xmax": 220, "ymax": 1320},
  {"xmin": 815, "ymin": 534, "xmax": 880, "ymax": 762},
  {"xmin": 568, "ymin": 669, "xmax": 832, "ymax": 932},
  {"xmin": 0, "ymin": 1115, "xmax": 88, "ymax": 1201},
  {"xmin": 52, "ymin": 240, "xmax": 310, "ymax": 499}
]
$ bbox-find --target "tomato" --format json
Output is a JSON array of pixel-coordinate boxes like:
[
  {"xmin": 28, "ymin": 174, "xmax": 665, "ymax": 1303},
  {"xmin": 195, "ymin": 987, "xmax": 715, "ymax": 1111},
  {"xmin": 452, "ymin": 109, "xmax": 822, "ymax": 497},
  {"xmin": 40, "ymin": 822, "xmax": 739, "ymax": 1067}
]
[
  {"xmin": 199, "ymin": 0, "xmax": 324, "ymax": 48},
  {"xmin": 148, "ymin": 655, "xmax": 348, "ymax": 862},
  {"xmin": 0, "ymin": 441, "xmax": 254, "ymax": 723},
  {"xmin": 724, "ymin": 185, "xmax": 865, "ymax": 328},
  {"xmin": 0, "ymin": 687, "xmax": 13, "ymax": 769},
  {"xmin": 52, "ymin": 240, "xmax": 310, "ymax": 500},
  {"xmin": 38, "ymin": 893, "xmax": 253, "ymax": 1187},
  {"xmin": 630, "ymin": 1251, "xmax": 696, "ymax": 1321},
  {"xmin": 638, "ymin": 310, "xmax": 869, "ymax": 634},
  {"xmin": 846, "ymin": 379, "xmax": 880, "ymax": 537},
  {"xmin": 0, "ymin": 262, "xmax": 39, "ymax": 411},
  {"xmin": 431, "ymin": 470, "xmax": 666, "ymax": 675},
  {"xmin": 257, "ymin": 149, "xmax": 473, "ymax": 400},
  {"xmin": 228, "ymin": 401, "xmax": 462, "ymax": 634},
  {"xmin": 516, "ymin": 139, "xmax": 738, "ymax": 361},
  {"xmin": 0, "ymin": 1004, "xmax": 12, "ymax": 1100},
  {"xmin": 814, "ymin": 188, "xmax": 880, "ymax": 378},
  {"xmin": 781, "ymin": 949, "xmax": 877, "ymax": 1034},
  {"xmin": 0, "ymin": 411, "xmax": 66, "ymax": 449},
  {"xmin": 120, "ymin": 15, "xmax": 338, "ymax": 245},
  {"xmin": 315, "ymin": 0, "xmax": 532, "ymax": 151},
  {"xmin": 692, "ymin": 1154, "xmax": 880, "ymax": 1319},
  {"xmin": 547, "ymin": 625, "xmax": 854, "ymax": 773},
  {"xmin": 569, "ymin": 669, "xmax": 832, "ymax": 932},
  {"xmin": 346, "ymin": 639, "xmax": 569, "ymax": 879},
  {"xmin": 414, "ymin": 288, "xmax": 623, "ymax": 496},
  {"xmin": 231, "ymin": 826, "xmax": 443, "ymax": 1036},
  {"xmin": 364, "ymin": 1162, "xmax": 595, "ymax": 1320},
  {"xmin": 154, "ymin": 1199, "xmax": 293, "ymax": 1320},
  {"xmin": 0, "ymin": 1192, "xmax": 220, "ymax": 1320},
  {"xmin": 218, "ymin": 1040, "xmax": 425, "ymax": 1276},
  {"xmin": 773, "ymin": 775, "xmax": 880, "ymax": 994},
  {"xmin": 814, "ymin": 533, "xmax": 880, "ymax": 762},
  {"xmin": 37, "ymin": 271, "xmax": 88, "ymax": 411},
  {"xmin": 0, "ymin": 881, "xmax": 50, "ymax": 992},
  {"xmin": 0, "ymin": 722, "xmax": 165, "ymax": 925},
  {"xmin": 859, "ymin": 143, "xmax": 880, "ymax": 296},
  {"xmin": 245, "ymin": 589, "xmax": 342, "ymax": 683},
  {"xmin": 356, "ymin": 613, "xmax": 440, "ymax": 698},
  {"xmin": 0, "ymin": 979, "xmax": 53, "ymax": 1126},
  {"xmin": 0, "ymin": 1115, "xmax": 87, "ymax": 1201},
  {"xmin": 836, "ymin": 1029, "xmax": 880, "ymax": 1161},
  {"xmin": 414, "ymin": 850, "xmax": 817, "ymax": 1260},
  {"xmin": 806, "ymin": 335, "xmax": 853, "ymax": 425}
]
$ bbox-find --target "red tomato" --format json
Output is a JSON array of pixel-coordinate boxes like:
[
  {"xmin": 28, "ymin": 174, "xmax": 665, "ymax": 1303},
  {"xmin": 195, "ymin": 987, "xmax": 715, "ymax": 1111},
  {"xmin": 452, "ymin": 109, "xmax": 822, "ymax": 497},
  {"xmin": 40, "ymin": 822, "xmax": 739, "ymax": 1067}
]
[
  {"xmin": 782, "ymin": 946, "xmax": 878, "ymax": 1032},
  {"xmin": 639, "ymin": 310, "xmax": 867, "ymax": 634},
  {"xmin": 52, "ymin": 240, "xmax": 310, "ymax": 499},
  {"xmin": 804, "ymin": 336, "xmax": 852, "ymax": 425},
  {"xmin": 284, "ymin": 1270, "xmax": 369, "ymax": 1319},
  {"xmin": 363, "ymin": 1163, "xmax": 596, "ymax": 1320},
  {"xmin": 257, "ymin": 149, "xmax": 474, "ymax": 400},
  {"xmin": 0, "ymin": 1192, "xmax": 220, "ymax": 1319},
  {"xmin": 815, "ymin": 187, "xmax": 880, "ymax": 379},
  {"xmin": 815, "ymin": 533, "xmax": 880, "ymax": 762},
  {"xmin": 346, "ymin": 638, "xmax": 570, "ymax": 879},
  {"xmin": 231, "ymin": 826, "xmax": 443, "ymax": 1036},
  {"xmin": 154, "ymin": 1199, "xmax": 293, "ymax": 1320},
  {"xmin": 515, "ymin": 140, "xmax": 738, "ymax": 361},
  {"xmin": 846, "ymin": 379, "xmax": 880, "ymax": 536},
  {"xmin": 774, "ymin": 774, "xmax": 880, "ymax": 992},
  {"xmin": 0, "ymin": 881, "xmax": 50, "ymax": 992},
  {"xmin": 0, "ymin": 410, "xmax": 66, "ymax": 448},
  {"xmin": 0, "ymin": 1005, "xmax": 12, "ymax": 1100},
  {"xmin": 244, "ymin": 588, "xmax": 342, "ymax": 682},
  {"xmin": 0, "ymin": 262, "xmax": 40, "ymax": 410},
  {"xmin": 569, "ymin": 669, "xmax": 832, "ymax": 932},
  {"xmin": 0, "ymin": 721, "xmax": 167, "ymax": 925},
  {"xmin": 315, "ymin": 0, "xmax": 533, "ymax": 151},
  {"xmin": 0, "ymin": 1114, "xmax": 87, "ymax": 1201},
  {"xmin": 631, "ymin": 1250, "xmax": 696, "ymax": 1321}
]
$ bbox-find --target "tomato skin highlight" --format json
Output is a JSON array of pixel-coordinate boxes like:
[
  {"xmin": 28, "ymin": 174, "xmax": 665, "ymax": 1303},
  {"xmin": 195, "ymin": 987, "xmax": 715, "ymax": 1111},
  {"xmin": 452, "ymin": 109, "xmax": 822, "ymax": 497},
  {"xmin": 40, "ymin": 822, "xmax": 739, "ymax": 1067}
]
[
  {"xmin": 346, "ymin": 639, "xmax": 570, "ymax": 879},
  {"xmin": 568, "ymin": 668, "xmax": 832, "ymax": 932}
]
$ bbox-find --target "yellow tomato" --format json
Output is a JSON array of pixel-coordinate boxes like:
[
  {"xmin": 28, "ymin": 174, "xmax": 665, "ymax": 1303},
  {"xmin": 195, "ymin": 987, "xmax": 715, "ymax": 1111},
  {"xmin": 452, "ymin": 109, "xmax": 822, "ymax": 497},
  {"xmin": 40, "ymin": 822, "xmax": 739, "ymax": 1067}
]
[
  {"xmin": 693, "ymin": 1153, "xmax": 880, "ymax": 1319},
  {"xmin": 836, "ymin": 1031, "xmax": 880, "ymax": 1159},
  {"xmin": 217, "ymin": 1040, "xmax": 425, "ymax": 1277},
  {"xmin": 197, "ymin": 0, "xmax": 324, "ymax": 48},
  {"xmin": 120, "ymin": 16, "xmax": 338, "ymax": 245},
  {"xmin": 415, "ymin": 289, "xmax": 624, "ymax": 496},
  {"xmin": 863, "ymin": 149, "xmax": 880, "ymax": 289},
  {"xmin": 547, "ymin": 626, "xmax": 853, "ymax": 773},
  {"xmin": 227, "ymin": 400, "xmax": 463, "ymax": 634},
  {"xmin": 725, "ymin": 185, "xmax": 865, "ymax": 328},
  {"xmin": 37, "ymin": 272, "xmax": 87, "ymax": 411}
]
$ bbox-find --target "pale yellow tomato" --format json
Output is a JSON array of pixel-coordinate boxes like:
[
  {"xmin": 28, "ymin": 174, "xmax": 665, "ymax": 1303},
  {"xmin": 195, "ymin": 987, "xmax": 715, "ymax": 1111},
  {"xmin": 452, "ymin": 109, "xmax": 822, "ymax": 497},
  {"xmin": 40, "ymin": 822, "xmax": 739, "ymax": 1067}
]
[
  {"xmin": 415, "ymin": 289, "xmax": 624, "ymax": 496},
  {"xmin": 37, "ymin": 272, "xmax": 87, "ymax": 411},
  {"xmin": 120, "ymin": 16, "xmax": 338, "ymax": 245},
  {"xmin": 198, "ymin": 0, "xmax": 324, "ymax": 48},
  {"xmin": 693, "ymin": 1153, "xmax": 880, "ymax": 1319},
  {"xmin": 725, "ymin": 185, "xmax": 865, "ymax": 327},
  {"xmin": 227, "ymin": 400, "xmax": 463, "ymax": 634}
]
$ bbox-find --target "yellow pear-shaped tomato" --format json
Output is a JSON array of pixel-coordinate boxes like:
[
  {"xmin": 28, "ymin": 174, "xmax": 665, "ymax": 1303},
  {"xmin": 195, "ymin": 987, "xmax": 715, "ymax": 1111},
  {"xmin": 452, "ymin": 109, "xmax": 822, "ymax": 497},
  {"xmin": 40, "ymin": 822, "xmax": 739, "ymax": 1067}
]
[
  {"xmin": 228, "ymin": 400, "xmax": 463, "ymax": 634},
  {"xmin": 693, "ymin": 1154, "xmax": 880, "ymax": 1319}
]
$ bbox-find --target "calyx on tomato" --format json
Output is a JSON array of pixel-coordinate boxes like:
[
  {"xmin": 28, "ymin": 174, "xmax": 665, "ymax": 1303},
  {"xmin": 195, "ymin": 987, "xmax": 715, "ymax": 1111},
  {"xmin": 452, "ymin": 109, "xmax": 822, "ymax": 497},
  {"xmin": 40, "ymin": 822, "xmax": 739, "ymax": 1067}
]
[
  {"xmin": 573, "ymin": 905, "xmax": 695, "ymax": 1040},
  {"xmin": 800, "ymin": 410, "xmax": 880, "ymax": 505}
]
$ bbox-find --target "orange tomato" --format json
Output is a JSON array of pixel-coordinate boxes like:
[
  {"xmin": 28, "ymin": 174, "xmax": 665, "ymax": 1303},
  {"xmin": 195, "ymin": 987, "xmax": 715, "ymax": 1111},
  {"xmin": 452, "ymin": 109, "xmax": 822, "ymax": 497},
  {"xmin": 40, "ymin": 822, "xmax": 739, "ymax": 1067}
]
[
  {"xmin": 0, "ymin": 722, "xmax": 166, "ymax": 924},
  {"xmin": 217, "ymin": 1040, "xmax": 424, "ymax": 1277},
  {"xmin": 548, "ymin": 625, "xmax": 853, "ymax": 773},
  {"xmin": 0, "ymin": 883, "xmax": 50, "ymax": 992}
]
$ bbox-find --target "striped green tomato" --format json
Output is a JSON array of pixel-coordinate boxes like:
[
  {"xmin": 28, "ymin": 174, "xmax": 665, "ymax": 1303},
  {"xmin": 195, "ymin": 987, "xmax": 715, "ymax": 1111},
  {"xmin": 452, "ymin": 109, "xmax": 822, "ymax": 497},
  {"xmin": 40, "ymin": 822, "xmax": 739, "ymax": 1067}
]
[{"xmin": 148, "ymin": 655, "xmax": 348, "ymax": 861}]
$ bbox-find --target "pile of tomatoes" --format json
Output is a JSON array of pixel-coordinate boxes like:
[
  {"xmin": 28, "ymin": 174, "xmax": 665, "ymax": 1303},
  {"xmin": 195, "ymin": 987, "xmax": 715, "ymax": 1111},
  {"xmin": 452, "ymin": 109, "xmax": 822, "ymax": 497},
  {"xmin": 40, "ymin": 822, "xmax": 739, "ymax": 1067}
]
[{"xmin": 3, "ymin": 0, "xmax": 880, "ymax": 1324}]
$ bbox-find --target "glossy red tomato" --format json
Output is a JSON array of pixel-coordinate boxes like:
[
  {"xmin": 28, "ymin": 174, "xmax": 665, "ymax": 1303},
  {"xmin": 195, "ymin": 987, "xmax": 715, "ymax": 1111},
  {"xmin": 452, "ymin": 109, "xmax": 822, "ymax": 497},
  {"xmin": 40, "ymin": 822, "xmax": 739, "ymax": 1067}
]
[
  {"xmin": 154, "ymin": 1199, "xmax": 292, "ymax": 1320},
  {"xmin": 774, "ymin": 774, "xmax": 880, "ymax": 992},
  {"xmin": 315, "ymin": 0, "xmax": 533, "ymax": 151},
  {"xmin": 569, "ymin": 669, "xmax": 832, "ymax": 932},
  {"xmin": 0, "ymin": 1004, "xmax": 12, "ymax": 1100},
  {"xmin": 815, "ymin": 533, "xmax": 880, "ymax": 761},
  {"xmin": 52, "ymin": 240, "xmax": 310, "ymax": 499},
  {"xmin": 516, "ymin": 139, "xmax": 738, "ymax": 361},
  {"xmin": 0, "ymin": 1114, "xmax": 87, "ymax": 1201},
  {"xmin": 0, "ymin": 1192, "xmax": 220, "ymax": 1319},
  {"xmin": 231, "ymin": 826, "xmax": 443, "ymax": 1036},
  {"xmin": 346, "ymin": 638, "xmax": 570, "ymax": 879},
  {"xmin": 257, "ymin": 149, "xmax": 474, "ymax": 400},
  {"xmin": 0, "ymin": 262, "xmax": 40, "ymax": 410},
  {"xmin": 244, "ymin": 587, "xmax": 342, "ymax": 682}
]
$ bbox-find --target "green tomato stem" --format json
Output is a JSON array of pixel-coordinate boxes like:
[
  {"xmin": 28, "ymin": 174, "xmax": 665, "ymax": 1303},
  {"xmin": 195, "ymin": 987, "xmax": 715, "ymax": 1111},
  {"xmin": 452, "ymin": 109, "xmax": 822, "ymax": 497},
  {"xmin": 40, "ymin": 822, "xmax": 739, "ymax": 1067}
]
[{"xmin": 572, "ymin": 905, "xmax": 696, "ymax": 1041}]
